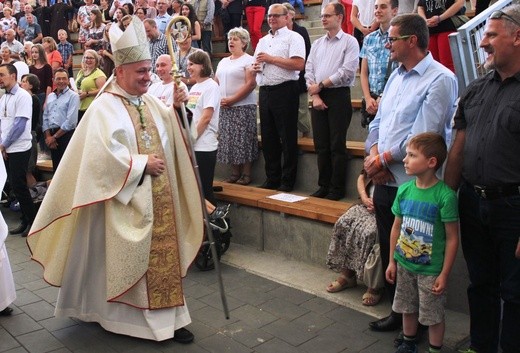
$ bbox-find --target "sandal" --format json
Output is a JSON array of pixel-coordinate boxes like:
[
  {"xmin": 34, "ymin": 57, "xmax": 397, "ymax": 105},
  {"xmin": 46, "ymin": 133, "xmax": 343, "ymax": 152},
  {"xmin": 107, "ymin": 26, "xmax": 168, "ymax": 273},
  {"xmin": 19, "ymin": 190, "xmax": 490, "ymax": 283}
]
[
  {"xmin": 326, "ymin": 274, "xmax": 357, "ymax": 293},
  {"xmin": 362, "ymin": 288, "xmax": 383, "ymax": 306},
  {"xmin": 236, "ymin": 174, "xmax": 251, "ymax": 185},
  {"xmin": 223, "ymin": 174, "xmax": 241, "ymax": 183}
]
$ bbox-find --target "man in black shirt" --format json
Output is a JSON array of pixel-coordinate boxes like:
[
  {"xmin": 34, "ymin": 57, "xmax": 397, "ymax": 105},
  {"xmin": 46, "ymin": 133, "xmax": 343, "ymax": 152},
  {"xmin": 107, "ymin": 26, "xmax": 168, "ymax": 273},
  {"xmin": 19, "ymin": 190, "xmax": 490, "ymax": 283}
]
[{"xmin": 445, "ymin": 4, "xmax": 520, "ymax": 353}]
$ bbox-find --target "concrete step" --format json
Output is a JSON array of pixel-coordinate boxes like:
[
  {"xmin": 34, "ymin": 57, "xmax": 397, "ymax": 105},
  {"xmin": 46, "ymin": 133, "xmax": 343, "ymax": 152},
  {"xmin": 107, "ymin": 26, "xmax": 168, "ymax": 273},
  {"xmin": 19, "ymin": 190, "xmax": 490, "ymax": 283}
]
[{"xmin": 222, "ymin": 243, "xmax": 470, "ymax": 351}]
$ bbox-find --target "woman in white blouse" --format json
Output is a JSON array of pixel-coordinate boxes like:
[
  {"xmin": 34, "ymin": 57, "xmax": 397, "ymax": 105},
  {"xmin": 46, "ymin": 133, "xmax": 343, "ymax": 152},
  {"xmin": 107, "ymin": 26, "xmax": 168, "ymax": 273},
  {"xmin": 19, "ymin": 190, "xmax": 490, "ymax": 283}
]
[{"xmin": 214, "ymin": 27, "xmax": 258, "ymax": 185}]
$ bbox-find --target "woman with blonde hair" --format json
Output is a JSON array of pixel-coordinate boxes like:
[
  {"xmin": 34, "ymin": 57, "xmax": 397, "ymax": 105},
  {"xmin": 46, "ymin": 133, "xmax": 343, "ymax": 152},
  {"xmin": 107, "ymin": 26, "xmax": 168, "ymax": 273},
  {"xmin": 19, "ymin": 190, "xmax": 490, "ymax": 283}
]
[
  {"xmin": 215, "ymin": 27, "xmax": 258, "ymax": 185},
  {"xmin": 75, "ymin": 49, "xmax": 106, "ymax": 122},
  {"xmin": 42, "ymin": 37, "xmax": 63, "ymax": 73},
  {"xmin": 29, "ymin": 44, "xmax": 53, "ymax": 105}
]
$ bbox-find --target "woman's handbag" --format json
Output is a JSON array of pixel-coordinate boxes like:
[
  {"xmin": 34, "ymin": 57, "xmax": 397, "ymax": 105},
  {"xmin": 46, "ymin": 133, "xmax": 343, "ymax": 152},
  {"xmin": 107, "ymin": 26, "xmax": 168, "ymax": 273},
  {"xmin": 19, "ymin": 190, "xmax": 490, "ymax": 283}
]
[
  {"xmin": 363, "ymin": 242, "xmax": 385, "ymax": 289},
  {"xmin": 451, "ymin": 14, "xmax": 470, "ymax": 28}
]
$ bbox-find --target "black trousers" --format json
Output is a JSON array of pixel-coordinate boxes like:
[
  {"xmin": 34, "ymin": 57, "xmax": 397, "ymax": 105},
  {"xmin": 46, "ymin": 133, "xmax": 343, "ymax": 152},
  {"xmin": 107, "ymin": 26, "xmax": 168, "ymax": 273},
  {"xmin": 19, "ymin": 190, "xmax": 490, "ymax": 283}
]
[
  {"xmin": 50, "ymin": 129, "xmax": 74, "ymax": 172},
  {"xmin": 195, "ymin": 150, "xmax": 217, "ymax": 206},
  {"xmin": 373, "ymin": 184, "xmax": 398, "ymax": 303},
  {"xmin": 310, "ymin": 87, "xmax": 352, "ymax": 195},
  {"xmin": 6, "ymin": 149, "xmax": 36, "ymax": 224},
  {"xmin": 259, "ymin": 81, "xmax": 299, "ymax": 187}
]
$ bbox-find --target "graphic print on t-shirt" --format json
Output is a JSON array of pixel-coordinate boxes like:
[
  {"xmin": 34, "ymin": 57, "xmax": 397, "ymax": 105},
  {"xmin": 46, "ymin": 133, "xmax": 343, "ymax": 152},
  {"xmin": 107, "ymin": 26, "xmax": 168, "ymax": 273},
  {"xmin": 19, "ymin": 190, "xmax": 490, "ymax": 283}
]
[{"xmin": 395, "ymin": 199, "xmax": 437, "ymax": 265}]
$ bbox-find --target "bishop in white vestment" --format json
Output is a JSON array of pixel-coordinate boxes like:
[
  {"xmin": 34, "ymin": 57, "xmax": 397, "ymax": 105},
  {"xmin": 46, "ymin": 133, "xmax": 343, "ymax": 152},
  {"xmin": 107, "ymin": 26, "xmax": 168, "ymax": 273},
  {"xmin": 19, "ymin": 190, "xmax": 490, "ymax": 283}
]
[{"xmin": 27, "ymin": 16, "xmax": 204, "ymax": 342}]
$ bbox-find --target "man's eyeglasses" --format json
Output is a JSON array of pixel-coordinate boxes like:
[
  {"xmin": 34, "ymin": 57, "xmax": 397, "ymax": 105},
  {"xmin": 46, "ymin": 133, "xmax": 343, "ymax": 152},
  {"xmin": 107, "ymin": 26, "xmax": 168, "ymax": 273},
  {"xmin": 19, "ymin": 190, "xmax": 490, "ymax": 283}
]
[
  {"xmin": 387, "ymin": 35, "xmax": 412, "ymax": 44},
  {"xmin": 267, "ymin": 13, "xmax": 287, "ymax": 18},
  {"xmin": 490, "ymin": 10, "xmax": 520, "ymax": 28},
  {"xmin": 320, "ymin": 13, "xmax": 337, "ymax": 19}
]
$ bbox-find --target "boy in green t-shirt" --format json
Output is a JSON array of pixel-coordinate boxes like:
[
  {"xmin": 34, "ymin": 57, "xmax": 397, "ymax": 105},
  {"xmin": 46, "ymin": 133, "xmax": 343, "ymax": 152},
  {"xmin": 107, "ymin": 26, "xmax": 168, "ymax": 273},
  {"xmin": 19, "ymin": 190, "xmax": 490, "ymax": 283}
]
[{"xmin": 386, "ymin": 132, "xmax": 459, "ymax": 353}]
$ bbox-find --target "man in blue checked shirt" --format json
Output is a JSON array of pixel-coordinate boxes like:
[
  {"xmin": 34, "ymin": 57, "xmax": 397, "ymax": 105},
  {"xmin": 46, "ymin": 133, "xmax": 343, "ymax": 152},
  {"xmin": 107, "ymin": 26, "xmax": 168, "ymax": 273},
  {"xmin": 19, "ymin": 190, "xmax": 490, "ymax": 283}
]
[
  {"xmin": 359, "ymin": 0, "xmax": 398, "ymax": 124},
  {"xmin": 42, "ymin": 68, "xmax": 80, "ymax": 171}
]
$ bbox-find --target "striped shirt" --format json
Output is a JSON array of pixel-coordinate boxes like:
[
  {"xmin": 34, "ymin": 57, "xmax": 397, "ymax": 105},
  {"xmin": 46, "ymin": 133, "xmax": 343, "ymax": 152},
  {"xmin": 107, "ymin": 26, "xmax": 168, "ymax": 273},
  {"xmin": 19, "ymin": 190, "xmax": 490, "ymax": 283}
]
[{"xmin": 305, "ymin": 30, "xmax": 359, "ymax": 88}]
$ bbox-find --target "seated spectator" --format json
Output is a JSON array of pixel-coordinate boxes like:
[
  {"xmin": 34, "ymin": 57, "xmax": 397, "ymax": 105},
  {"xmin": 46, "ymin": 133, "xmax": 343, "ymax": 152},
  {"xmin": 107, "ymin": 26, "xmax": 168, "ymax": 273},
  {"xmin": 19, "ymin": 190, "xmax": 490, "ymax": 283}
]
[
  {"xmin": 16, "ymin": 4, "xmax": 39, "ymax": 40},
  {"xmin": 148, "ymin": 54, "xmax": 188, "ymax": 107},
  {"xmin": 0, "ymin": 7, "xmax": 17, "ymax": 38},
  {"xmin": 215, "ymin": 27, "xmax": 258, "ymax": 186},
  {"xmin": 42, "ymin": 36, "xmax": 63, "ymax": 73},
  {"xmin": 1, "ymin": 47, "xmax": 16, "ymax": 64},
  {"xmin": 100, "ymin": 0, "xmax": 112, "ymax": 23},
  {"xmin": 326, "ymin": 171, "xmax": 384, "ymax": 306},
  {"xmin": 84, "ymin": 8, "xmax": 106, "ymax": 51},
  {"xmin": 181, "ymin": 3, "xmax": 202, "ymax": 47},
  {"xmin": 77, "ymin": 0, "xmax": 98, "ymax": 46},
  {"xmin": 112, "ymin": 7, "xmax": 128, "ymax": 28},
  {"xmin": 1, "ymin": 29, "xmax": 24, "ymax": 60},
  {"xmin": 22, "ymin": 13, "xmax": 42, "ymax": 43},
  {"xmin": 135, "ymin": 7, "xmax": 147, "ymax": 21},
  {"xmin": 122, "ymin": 2, "xmax": 134, "ymax": 15},
  {"xmin": 21, "ymin": 41, "xmax": 33, "ymax": 64}
]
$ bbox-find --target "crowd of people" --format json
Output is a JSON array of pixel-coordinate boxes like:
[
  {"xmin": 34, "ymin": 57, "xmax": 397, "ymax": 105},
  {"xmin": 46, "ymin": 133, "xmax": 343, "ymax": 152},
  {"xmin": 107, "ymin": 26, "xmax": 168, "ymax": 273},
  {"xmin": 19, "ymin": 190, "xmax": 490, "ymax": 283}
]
[{"xmin": 0, "ymin": 1, "xmax": 519, "ymax": 353}]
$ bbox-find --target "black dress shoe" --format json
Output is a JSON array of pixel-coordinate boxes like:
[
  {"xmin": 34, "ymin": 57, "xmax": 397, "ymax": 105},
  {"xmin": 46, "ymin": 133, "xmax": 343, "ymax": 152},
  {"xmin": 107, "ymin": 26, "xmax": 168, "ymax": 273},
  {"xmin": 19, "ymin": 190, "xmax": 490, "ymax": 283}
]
[
  {"xmin": 325, "ymin": 192, "xmax": 344, "ymax": 201},
  {"xmin": 9, "ymin": 222, "xmax": 28, "ymax": 235},
  {"xmin": 369, "ymin": 313, "xmax": 402, "ymax": 331},
  {"xmin": 277, "ymin": 185, "xmax": 293, "ymax": 192},
  {"xmin": 21, "ymin": 223, "xmax": 32, "ymax": 237},
  {"xmin": 0, "ymin": 307, "xmax": 13, "ymax": 316},
  {"xmin": 259, "ymin": 180, "xmax": 280, "ymax": 190},
  {"xmin": 310, "ymin": 188, "xmax": 328, "ymax": 198},
  {"xmin": 173, "ymin": 327, "xmax": 194, "ymax": 343}
]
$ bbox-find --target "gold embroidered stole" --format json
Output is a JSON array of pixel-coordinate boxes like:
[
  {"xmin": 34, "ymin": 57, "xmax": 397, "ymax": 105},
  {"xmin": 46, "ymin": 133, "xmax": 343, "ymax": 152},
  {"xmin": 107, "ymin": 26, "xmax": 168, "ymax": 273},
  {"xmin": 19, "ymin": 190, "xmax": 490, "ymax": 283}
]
[{"xmin": 122, "ymin": 98, "xmax": 184, "ymax": 309}]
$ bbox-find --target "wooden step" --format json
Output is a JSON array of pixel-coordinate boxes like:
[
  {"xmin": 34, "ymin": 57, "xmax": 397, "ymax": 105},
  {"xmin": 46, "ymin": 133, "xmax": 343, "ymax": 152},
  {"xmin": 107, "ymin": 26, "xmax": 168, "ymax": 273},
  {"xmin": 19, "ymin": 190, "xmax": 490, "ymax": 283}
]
[{"xmin": 213, "ymin": 181, "xmax": 351, "ymax": 224}]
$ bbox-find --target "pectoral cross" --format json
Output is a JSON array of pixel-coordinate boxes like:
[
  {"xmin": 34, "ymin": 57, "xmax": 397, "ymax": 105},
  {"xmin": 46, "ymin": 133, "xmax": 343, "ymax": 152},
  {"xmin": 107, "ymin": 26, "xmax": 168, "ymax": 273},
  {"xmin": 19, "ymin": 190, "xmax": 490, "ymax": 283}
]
[{"xmin": 141, "ymin": 129, "xmax": 152, "ymax": 149}]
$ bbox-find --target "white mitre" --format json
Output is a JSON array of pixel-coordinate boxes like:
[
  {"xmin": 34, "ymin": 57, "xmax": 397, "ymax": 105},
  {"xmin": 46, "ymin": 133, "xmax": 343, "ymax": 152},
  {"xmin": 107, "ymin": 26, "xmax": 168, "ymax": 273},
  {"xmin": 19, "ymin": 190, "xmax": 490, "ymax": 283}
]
[{"xmin": 109, "ymin": 16, "xmax": 151, "ymax": 67}]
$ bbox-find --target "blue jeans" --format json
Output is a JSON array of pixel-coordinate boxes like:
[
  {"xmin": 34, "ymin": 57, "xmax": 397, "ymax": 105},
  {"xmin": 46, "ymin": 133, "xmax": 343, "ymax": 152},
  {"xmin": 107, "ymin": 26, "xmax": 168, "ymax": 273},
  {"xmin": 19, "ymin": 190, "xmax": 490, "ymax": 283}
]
[
  {"xmin": 459, "ymin": 182, "xmax": 520, "ymax": 353},
  {"xmin": 289, "ymin": 0, "xmax": 305, "ymax": 14}
]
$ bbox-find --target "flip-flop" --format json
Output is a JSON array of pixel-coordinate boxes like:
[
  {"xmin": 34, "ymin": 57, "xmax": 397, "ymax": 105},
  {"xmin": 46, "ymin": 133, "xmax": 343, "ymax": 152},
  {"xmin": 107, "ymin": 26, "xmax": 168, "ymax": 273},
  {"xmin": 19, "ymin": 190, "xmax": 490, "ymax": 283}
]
[
  {"xmin": 362, "ymin": 289, "xmax": 383, "ymax": 306},
  {"xmin": 326, "ymin": 275, "xmax": 357, "ymax": 293}
]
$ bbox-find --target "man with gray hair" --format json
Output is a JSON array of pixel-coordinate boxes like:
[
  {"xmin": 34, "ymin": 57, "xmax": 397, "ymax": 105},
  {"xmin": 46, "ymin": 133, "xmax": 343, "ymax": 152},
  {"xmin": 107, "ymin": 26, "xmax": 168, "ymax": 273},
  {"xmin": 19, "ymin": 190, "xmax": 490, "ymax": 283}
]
[
  {"xmin": 253, "ymin": 3, "xmax": 305, "ymax": 192},
  {"xmin": 364, "ymin": 13, "xmax": 458, "ymax": 336},
  {"xmin": 445, "ymin": 5, "xmax": 520, "ymax": 353},
  {"xmin": 1, "ymin": 29, "xmax": 24, "ymax": 59},
  {"xmin": 28, "ymin": 16, "xmax": 203, "ymax": 344}
]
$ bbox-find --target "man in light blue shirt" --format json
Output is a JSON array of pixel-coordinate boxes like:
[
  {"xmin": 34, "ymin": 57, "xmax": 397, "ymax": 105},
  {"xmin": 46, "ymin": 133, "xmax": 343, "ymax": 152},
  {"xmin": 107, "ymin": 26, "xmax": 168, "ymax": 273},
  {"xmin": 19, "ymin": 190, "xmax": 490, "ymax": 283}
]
[
  {"xmin": 42, "ymin": 69, "xmax": 80, "ymax": 171},
  {"xmin": 155, "ymin": 0, "xmax": 172, "ymax": 34},
  {"xmin": 363, "ymin": 13, "xmax": 458, "ymax": 335}
]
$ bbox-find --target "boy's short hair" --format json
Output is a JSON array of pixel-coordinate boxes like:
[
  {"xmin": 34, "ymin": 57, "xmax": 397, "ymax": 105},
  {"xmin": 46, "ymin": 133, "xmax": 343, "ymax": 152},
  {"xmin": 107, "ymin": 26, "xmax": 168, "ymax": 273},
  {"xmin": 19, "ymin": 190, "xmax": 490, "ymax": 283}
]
[
  {"xmin": 58, "ymin": 29, "xmax": 68, "ymax": 37},
  {"xmin": 408, "ymin": 132, "xmax": 447, "ymax": 170}
]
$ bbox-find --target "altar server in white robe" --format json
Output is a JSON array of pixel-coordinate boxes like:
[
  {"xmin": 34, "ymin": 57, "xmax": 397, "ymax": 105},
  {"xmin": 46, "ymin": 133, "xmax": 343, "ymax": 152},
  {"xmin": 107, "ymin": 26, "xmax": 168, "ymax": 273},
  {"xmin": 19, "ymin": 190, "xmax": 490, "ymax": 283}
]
[
  {"xmin": 27, "ymin": 16, "xmax": 204, "ymax": 343},
  {"xmin": 1, "ymin": 162, "xmax": 16, "ymax": 317}
]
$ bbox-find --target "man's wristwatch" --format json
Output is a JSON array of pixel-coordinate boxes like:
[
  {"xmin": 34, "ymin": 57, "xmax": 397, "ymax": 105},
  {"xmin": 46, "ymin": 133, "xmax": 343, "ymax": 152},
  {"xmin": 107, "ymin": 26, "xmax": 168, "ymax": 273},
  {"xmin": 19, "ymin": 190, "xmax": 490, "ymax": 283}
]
[{"xmin": 318, "ymin": 82, "xmax": 325, "ymax": 91}]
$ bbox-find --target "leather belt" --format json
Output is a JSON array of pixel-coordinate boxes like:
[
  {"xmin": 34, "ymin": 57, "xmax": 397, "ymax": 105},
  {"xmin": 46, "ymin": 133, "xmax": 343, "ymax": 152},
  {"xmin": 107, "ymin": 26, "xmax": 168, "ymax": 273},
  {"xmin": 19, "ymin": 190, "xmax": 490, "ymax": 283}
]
[{"xmin": 472, "ymin": 184, "xmax": 520, "ymax": 200}]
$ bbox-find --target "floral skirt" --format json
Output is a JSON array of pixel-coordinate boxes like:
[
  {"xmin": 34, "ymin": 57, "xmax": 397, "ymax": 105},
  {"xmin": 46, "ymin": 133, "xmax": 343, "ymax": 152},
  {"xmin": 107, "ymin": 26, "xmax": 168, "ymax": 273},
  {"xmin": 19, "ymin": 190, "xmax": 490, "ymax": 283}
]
[
  {"xmin": 217, "ymin": 104, "xmax": 258, "ymax": 165},
  {"xmin": 326, "ymin": 204, "xmax": 378, "ymax": 280}
]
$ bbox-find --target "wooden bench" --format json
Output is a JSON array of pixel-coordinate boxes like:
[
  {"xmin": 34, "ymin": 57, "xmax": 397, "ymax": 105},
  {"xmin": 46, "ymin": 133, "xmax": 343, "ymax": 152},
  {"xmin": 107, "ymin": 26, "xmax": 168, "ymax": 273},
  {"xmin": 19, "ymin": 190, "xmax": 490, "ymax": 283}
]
[
  {"xmin": 36, "ymin": 160, "xmax": 53, "ymax": 173},
  {"xmin": 213, "ymin": 181, "xmax": 351, "ymax": 224},
  {"xmin": 258, "ymin": 136, "xmax": 366, "ymax": 157}
]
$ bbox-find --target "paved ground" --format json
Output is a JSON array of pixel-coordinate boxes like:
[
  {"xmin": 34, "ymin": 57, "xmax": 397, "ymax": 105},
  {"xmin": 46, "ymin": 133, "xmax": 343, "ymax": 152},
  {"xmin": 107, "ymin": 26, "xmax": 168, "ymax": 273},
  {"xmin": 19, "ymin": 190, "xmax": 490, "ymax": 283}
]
[{"xmin": 1, "ymin": 207, "xmax": 463, "ymax": 353}]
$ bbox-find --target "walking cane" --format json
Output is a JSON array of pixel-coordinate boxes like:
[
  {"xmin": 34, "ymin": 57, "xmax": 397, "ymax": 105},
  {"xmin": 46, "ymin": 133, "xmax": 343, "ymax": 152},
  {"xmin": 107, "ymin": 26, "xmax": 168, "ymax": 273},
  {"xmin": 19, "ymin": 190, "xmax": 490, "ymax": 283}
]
[{"xmin": 165, "ymin": 16, "xmax": 230, "ymax": 319}]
